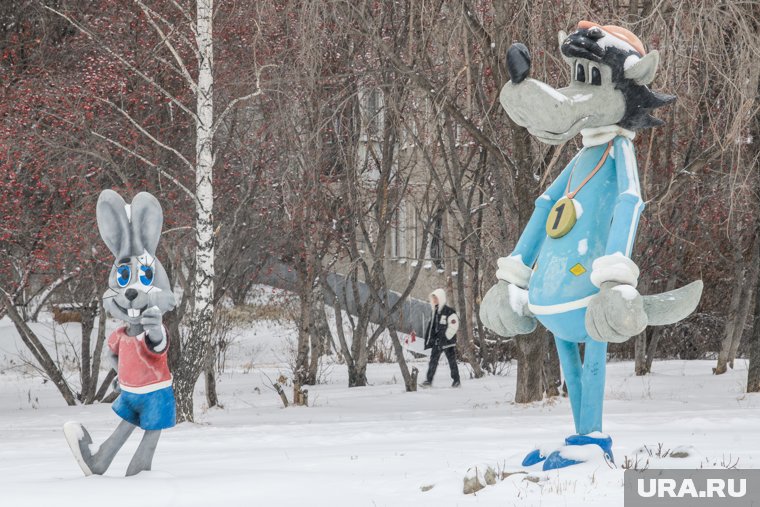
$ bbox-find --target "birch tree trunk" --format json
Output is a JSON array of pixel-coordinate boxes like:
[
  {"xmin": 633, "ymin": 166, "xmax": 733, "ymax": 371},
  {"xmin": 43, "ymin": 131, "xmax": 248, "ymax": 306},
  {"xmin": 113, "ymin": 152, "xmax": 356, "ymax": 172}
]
[{"xmin": 175, "ymin": 0, "xmax": 216, "ymax": 423}]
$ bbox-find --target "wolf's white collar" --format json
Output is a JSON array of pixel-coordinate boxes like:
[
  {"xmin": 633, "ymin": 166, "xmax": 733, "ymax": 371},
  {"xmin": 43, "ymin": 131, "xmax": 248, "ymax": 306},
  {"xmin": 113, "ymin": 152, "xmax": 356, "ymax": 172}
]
[{"xmin": 581, "ymin": 125, "xmax": 635, "ymax": 147}]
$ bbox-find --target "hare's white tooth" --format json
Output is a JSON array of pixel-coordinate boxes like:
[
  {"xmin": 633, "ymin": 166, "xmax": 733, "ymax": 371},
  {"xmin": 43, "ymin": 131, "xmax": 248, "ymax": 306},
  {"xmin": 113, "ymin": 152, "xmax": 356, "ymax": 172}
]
[{"xmin": 127, "ymin": 309, "xmax": 139, "ymax": 318}]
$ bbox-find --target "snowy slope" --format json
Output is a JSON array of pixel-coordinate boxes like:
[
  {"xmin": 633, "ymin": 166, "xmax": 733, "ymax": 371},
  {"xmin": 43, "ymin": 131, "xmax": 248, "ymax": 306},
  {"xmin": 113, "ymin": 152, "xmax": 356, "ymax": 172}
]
[{"xmin": 1, "ymin": 315, "xmax": 759, "ymax": 507}]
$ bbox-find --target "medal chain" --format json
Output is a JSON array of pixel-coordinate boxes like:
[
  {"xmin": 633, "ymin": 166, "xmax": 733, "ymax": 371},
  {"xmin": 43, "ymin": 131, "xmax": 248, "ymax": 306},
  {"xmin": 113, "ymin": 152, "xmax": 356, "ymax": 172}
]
[{"xmin": 564, "ymin": 141, "xmax": 613, "ymax": 199}]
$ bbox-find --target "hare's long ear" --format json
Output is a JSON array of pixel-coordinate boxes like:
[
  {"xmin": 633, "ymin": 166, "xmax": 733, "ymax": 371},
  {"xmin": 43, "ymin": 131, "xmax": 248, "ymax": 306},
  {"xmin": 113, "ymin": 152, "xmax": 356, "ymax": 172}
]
[
  {"xmin": 129, "ymin": 192, "xmax": 164, "ymax": 256},
  {"xmin": 96, "ymin": 190, "xmax": 131, "ymax": 259}
]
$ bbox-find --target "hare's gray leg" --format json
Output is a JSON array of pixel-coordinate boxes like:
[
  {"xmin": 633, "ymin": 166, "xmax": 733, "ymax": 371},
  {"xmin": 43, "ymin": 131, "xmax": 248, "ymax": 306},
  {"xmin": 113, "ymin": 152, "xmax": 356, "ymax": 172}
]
[
  {"xmin": 90, "ymin": 420, "xmax": 136, "ymax": 474},
  {"xmin": 126, "ymin": 430, "xmax": 161, "ymax": 476},
  {"xmin": 64, "ymin": 420, "xmax": 136, "ymax": 476}
]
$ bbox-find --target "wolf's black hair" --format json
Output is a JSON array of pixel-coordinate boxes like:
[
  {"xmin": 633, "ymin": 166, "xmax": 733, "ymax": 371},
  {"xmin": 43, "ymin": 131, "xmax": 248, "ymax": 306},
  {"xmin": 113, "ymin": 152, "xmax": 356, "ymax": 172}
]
[{"xmin": 561, "ymin": 28, "xmax": 675, "ymax": 131}]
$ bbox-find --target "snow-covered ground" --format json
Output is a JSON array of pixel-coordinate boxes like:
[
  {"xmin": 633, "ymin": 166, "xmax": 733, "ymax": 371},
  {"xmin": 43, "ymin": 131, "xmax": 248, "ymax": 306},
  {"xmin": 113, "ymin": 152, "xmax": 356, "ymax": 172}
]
[{"xmin": 1, "ymin": 312, "xmax": 759, "ymax": 507}]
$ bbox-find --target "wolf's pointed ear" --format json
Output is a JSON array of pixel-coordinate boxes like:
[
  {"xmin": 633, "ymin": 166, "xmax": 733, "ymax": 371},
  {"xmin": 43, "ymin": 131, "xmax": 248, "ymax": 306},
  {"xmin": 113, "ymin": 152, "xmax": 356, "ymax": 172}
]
[
  {"xmin": 129, "ymin": 192, "xmax": 164, "ymax": 256},
  {"xmin": 558, "ymin": 30, "xmax": 568, "ymax": 50},
  {"xmin": 96, "ymin": 190, "xmax": 130, "ymax": 259},
  {"xmin": 624, "ymin": 50, "xmax": 660, "ymax": 85},
  {"xmin": 558, "ymin": 31, "xmax": 574, "ymax": 66}
]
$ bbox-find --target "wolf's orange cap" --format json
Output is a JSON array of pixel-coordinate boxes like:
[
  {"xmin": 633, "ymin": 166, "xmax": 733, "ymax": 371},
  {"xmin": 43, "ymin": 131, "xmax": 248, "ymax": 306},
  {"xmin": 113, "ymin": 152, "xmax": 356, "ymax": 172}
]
[{"xmin": 577, "ymin": 20, "xmax": 646, "ymax": 56}]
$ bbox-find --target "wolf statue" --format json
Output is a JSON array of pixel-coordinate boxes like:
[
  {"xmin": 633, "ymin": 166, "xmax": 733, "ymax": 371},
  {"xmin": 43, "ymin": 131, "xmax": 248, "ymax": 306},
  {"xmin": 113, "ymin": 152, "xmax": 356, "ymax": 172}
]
[
  {"xmin": 480, "ymin": 21, "xmax": 702, "ymax": 470},
  {"xmin": 64, "ymin": 190, "xmax": 177, "ymax": 476}
]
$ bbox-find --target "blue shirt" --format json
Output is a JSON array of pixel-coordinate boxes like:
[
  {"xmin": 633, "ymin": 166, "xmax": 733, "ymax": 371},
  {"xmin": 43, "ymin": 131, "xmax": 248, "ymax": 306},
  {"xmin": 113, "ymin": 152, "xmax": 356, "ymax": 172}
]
[{"xmin": 509, "ymin": 135, "xmax": 644, "ymax": 310}]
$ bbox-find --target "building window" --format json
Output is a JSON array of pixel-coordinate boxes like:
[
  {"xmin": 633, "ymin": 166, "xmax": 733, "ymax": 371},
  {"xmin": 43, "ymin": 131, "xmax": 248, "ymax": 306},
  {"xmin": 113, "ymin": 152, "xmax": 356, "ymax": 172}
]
[
  {"xmin": 390, "ymin": 203, "xmax": 406, "ymax": 260},
  {"xmin": 365, "ymin": 88, "xmax": 383, "ymax": 137},
  {"xmin": 411, "ymin": 209, "xmax": 419, "ymax": 257},
  {"xmin": 430, "ymin": 211, "xmax": 445, "ymax": 270}
]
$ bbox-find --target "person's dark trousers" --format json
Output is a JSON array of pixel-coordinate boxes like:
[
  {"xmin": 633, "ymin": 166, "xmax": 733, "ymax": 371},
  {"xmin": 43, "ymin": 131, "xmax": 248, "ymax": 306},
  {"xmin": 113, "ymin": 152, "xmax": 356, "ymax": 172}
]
[{"xmin": 426, "ymin": 346, "xmax": 460, "ymax": 383}]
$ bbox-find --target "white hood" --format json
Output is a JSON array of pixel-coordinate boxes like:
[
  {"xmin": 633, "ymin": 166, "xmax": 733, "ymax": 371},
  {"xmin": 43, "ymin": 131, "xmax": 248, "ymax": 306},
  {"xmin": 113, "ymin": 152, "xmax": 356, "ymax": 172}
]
[{"xmin": 430, "ymin": 288, "xmax": 447, "ymax": 308}]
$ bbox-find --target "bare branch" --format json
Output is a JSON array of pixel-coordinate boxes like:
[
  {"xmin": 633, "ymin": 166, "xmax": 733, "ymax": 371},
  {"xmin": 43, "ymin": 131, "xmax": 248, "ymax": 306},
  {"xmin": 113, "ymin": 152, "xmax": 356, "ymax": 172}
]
[
  {"xmin": 99, "ymin": 98, "xmax": 194, "ymax": 172},
  {"xmin": 28, "ymin": 268, "xmax": 82, "ymax": 321},
  {"xmin": 211, "ymin": 64, "xmax": 275, "ymax": 137},
  {"xmin": 134, "ymin": 0, "xmax": 197, "ymax": 92},
  {"xmin": 91, "ymin": 131, "xmax": 196, "ymax": 201},
  {"xmin": 42, "ymin": 4, "xmax": 197, "ymax": 120}
]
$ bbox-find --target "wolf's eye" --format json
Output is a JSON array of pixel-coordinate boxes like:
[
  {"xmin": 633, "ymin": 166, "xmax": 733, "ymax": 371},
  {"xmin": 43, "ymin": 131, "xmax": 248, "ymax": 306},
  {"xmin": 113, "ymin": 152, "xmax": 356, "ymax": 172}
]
[
  {"xmin": 116, "ymin": 265, "xmax": 131, "ymax": 287},
  {"xmin": 576, "ymin": 63, "xmax": 585, "ymax": 83},
  {"xmin": 591, "ymin": 66, "xmax": 601, "ymax": 85},
  {"xmin": 139, "ymin": 265, "xmax": 154, "ymax": 286}
]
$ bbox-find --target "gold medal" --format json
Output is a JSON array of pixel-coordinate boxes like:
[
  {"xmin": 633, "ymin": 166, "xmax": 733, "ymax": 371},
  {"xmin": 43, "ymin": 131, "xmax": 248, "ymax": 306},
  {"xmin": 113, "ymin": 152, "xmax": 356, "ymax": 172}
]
[
  {"xmin": 546, "ymin": 197, "xmax": 577, "ymax": 238},
  {"xmin": 545, "ymin": 141, "xmax": 613, "ymax": 240}
]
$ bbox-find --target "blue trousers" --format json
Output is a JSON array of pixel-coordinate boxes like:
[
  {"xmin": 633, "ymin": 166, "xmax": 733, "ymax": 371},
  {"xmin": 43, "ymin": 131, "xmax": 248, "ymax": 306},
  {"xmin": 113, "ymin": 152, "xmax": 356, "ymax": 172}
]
[
  {"xmin": 537, "ymin": 308, "xmax": 607, "ymax": 435},
  {"xmin": 112, "ymin": 386, "xmax": 176, "ymax": 430}
]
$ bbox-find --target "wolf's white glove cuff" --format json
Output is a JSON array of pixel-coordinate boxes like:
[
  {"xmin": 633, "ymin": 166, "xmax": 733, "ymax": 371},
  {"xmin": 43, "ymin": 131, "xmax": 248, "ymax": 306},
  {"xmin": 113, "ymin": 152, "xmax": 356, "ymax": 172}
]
[
  {"xmin": 495, "ymin": 256, "xmax": 532, "ymax": 289},
  {"xmin": 590, "ymin": 254, "xmax": 640, "ymax": 288}
]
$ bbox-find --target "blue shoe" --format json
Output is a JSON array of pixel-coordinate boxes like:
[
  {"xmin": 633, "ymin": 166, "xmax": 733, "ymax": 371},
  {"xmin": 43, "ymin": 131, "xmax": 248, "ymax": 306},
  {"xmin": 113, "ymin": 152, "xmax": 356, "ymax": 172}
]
[
  {"xmin": 543, "ymin": 449, "xmax": 583, "ymax": 470},
  {"xmin": 565, "ymin": 434, "xmax": 614, "ymax": 463},
  {"xmin": 542, "ymin": 434, "xmax": 614, "ymax": 471},
  {"xmin": 521, "ymin": 448, "xmax": 547, "ymax": 467}
]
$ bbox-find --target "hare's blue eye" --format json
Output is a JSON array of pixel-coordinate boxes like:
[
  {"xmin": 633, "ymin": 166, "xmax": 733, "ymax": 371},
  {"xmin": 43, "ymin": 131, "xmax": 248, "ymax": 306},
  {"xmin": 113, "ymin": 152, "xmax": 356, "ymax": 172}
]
[
  {"xmin": 139, "ymin": 265, "xmax": 154, "ymax": 286},
  {"xmin": 116, "ymin": 265, "xmax": 131, "ymax": 287}
]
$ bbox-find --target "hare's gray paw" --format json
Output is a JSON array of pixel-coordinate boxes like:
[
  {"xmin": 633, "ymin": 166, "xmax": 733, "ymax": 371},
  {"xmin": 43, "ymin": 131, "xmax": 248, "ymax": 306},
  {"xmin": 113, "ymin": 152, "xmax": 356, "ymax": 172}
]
[
  {"xmin": 64, "ymin": 422, "xmax": 96, "ymax": 476},
  {"xmin": 140, "ymin": 306, "xmax": 163, "ymax": 338}
]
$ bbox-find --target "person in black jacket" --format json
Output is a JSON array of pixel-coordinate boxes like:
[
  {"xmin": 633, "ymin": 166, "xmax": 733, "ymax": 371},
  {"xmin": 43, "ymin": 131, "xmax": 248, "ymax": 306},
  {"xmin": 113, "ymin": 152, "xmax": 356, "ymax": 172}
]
[{"xmin": 422, "ymin": 288, "xmax": 461, "ymax": 387}]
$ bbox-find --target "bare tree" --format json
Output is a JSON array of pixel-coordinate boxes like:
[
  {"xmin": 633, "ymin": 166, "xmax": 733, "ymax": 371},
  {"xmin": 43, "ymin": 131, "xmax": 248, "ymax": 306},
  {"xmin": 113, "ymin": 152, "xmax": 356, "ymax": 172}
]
[{"xmin": 44, "ymin": 0, "xmax": 269, "ymax": 420}]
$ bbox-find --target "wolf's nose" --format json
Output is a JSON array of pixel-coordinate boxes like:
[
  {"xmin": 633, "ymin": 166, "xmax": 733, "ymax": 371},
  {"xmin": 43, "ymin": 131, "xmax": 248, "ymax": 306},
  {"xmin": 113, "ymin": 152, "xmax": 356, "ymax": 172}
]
[
  {"xmin": 507, "ymin": 43, "xmax": 531, "ymax": 84},
  {"xmin": 125, "ymin": 288, "xmax": 138, "ymax": 301}
]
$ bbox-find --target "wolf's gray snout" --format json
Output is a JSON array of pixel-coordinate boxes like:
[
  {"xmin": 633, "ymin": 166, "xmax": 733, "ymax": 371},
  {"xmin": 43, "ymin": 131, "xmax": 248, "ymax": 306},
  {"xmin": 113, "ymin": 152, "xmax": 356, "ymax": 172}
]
[
  {"xmin": 507, "ymin": 43, "xmax": 531, "ymax": 84},
  {"xmin": 125, "ymin": 288, "xmax": 138, "ymax": 301}
]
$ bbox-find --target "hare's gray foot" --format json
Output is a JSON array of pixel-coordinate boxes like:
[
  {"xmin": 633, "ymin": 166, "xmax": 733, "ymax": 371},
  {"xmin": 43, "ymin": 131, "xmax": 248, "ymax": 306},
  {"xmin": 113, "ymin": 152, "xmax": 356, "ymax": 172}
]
[
  {"xmin": 126, "ymin": 430, "xmax": 161, "ymax": 476},
  {"xmin": 64, "ymin": 420, "xmax": 136, "ymax": 476},
  {"xmin": 63, "ymin": 422, "xmax": 95, "ymax": 476}
]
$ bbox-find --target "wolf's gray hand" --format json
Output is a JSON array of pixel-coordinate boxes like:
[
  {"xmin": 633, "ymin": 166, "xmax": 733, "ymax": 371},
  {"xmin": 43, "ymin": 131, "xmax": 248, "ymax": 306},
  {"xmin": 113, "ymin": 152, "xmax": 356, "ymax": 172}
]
[
  {"xmin": 585, "ymin": 282, "xmax": 647, "ymax": 343},
  {"xmin": 140, "ymin": 306, "xmax": 164, "ymax": 344},
  {"xmin": 479, "ymin": 281, "xmax": 537, "ymax": 338}
]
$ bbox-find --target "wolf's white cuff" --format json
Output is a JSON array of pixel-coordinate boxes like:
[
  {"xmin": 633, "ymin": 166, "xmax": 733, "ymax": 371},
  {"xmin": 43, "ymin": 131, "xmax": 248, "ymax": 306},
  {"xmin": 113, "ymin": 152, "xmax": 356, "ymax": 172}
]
[
  {"xmin": 495, "ymin": 255, "xmax": 532, "ymax": 289},
  {"xmin": 590, "ymin": 254, "xmax": 640, "ymax": 288}
]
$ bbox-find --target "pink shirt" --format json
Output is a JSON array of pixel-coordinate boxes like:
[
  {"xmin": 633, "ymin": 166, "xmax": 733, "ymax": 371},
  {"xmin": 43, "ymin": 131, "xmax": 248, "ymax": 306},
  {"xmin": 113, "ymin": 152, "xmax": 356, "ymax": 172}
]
[{"xmin": 108, "ymin": 326, "xmax": 172, "ymax": 393}]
